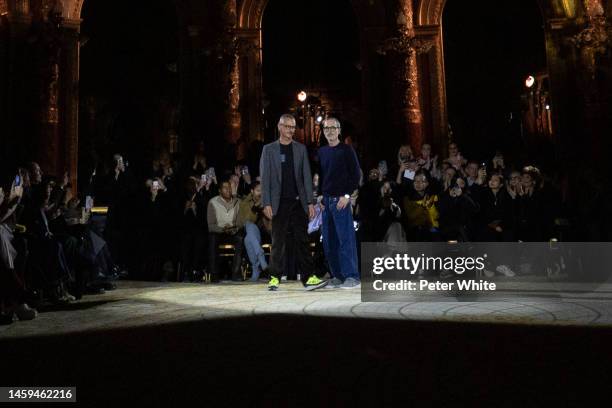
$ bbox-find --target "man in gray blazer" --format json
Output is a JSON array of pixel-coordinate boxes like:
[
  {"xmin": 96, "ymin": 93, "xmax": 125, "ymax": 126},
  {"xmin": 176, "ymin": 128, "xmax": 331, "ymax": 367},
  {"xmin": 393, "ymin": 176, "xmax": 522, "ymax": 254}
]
[{"xmin": 259, "ymin": 114, "xmax": 328, "ymax": 291}]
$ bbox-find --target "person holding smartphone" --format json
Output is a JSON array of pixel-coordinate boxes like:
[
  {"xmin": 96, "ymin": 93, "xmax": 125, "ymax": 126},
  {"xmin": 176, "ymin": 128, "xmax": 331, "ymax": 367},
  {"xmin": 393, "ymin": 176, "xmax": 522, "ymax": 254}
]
[{"xmin": 438, "ymin": 175, "xmax": 480, "ymax": 242}]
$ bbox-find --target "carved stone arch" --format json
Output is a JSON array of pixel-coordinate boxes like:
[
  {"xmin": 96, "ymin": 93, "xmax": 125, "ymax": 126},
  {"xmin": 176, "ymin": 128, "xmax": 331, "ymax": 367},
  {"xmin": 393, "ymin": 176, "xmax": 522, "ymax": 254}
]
[
  {"xmin": 238, "ymin": 0, "xmax": 268, "ymax": 29},
  {"xmin": 417, "ymin": 0, "xmax": 555, "ymax": 26},
  {"xmin": 237, "ymin": 0, "xmax": 387, "ymax": 144}
]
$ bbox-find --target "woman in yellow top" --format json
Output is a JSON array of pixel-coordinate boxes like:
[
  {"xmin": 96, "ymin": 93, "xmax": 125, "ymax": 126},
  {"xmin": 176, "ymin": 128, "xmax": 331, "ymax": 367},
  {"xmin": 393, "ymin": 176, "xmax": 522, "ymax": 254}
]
[{"xmin": 402, "ymin": 170, "xmax": 440, "ymax": 241}]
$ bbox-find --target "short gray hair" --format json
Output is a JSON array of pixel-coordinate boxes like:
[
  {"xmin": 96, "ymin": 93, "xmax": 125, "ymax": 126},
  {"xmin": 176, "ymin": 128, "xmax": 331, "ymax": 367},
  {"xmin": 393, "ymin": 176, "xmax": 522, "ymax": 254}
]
[
  {"xmin": 323, "ymin": 117, "xmax": 340, "ymax": 128},
  {"xmin": 278, "ymin": 114, "xmax": 296, "ymax": 125}
]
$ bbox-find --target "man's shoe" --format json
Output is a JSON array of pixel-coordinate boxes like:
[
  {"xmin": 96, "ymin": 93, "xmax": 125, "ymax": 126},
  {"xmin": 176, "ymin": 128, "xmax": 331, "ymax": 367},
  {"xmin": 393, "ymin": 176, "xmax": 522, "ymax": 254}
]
[
  {"xmin": 483, "ymin": 269, "xmax": 495, "ymax": 278},
  {"xmin": 496, "ymin": 265, "xmax": 516, "ymax": 277},
  {"xmin": 268, "ymin": 276, "xmax": 280, "ymax": 291},
  {"xmin": 325, "ymin": 277, "xmax": 343, "ymax": 289},
  {"xmin": 304, "ymin": 276, "xmax": 328, "ymax": 291},
  {"xmin": 14, "ymin": 303, "xmax": 37, "ymax": 321},
  {"xmin": 340, "ymin": 277, "xmax": 361, "ymax": 290}
]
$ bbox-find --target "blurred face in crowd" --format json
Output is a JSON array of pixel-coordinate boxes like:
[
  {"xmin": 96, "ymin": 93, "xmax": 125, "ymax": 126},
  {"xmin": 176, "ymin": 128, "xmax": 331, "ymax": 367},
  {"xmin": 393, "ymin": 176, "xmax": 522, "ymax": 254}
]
[
  {"xmin": 313, "ymin": 173, "xmax": 319, "ymax": 188},
  {"xmin": 398, "ymin": 145, "xmax": 413, "ymax": 163},
  {"xmin": 220, "ymin": 181, "xmax": 232, "ymax": 200},
  {"xmin": 466, "ymin": 162, "xmax": 479, "ymax": 178},
  {"xmin": 278, "ymin": 116, "xmax": 296, "ymax": 142},
  {"xmin": 444, "ymin": 167, "xmax": 456, "ymax": 180},
  {"xmin": 448, "ymin": 143, "xmax": 459, "ymax": 158},
  {"xmin": 368, "ymin": 169, "xmax": 380, "ymax": 181},
  {"xmin": 322, "ymin": 118, "xmax": 341, "ymax": 146},
  {"xmin": 421, "ymin": 144, "xmax": 431, "ymax": 159},
  {"xmin": 252, "ymin": 184, "xmax": 262, "ymax": 201},
  {"xmin": 509, "ymin": 171, "xmax": 521, "ymax": 188},
  {"xmin": 413, "ymin": 174, "xmax": 429, "ymax": 193},
  {"xmin": 0, "ymin": 187, "xmax": 4, "ymax": 205},
  {"xmin": 488, "ymin": 174, "xmax": 503, "ymax": 190},
  {"xmin": 114, "ymin": 155, "xmax": 125, "ymax": 172},
  {"xmin": 381, "ymin": 181, "xmax": 392, "ymax": 196},
  {"xmin": 521, "ymin": 173, "xmax": 535, "ymax": 189},
  {"xmin": 159, "ymin": 151, "xmax": 171, "ymax": 168},
  {"xmin": 30, "ymin": 162, "xmax": 42, "ymax": 184},
  {"xmin": 455, "ymin": 178, "xmax": 466, "ymax": 190}
]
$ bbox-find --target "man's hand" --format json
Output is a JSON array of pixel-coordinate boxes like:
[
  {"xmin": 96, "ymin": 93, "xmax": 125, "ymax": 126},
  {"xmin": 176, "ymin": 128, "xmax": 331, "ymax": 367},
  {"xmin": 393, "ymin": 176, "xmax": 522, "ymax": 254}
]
[
  {"xmin": 263, "ymin": 205, "xmax": 273, "ymax": 220},
  {"xmin": 337, "ymin": 196, "xmax": 350, "ymax": 210},
  {"xmin": 308, "ymin": 204, "xmax": 315, "ymax": 220}
]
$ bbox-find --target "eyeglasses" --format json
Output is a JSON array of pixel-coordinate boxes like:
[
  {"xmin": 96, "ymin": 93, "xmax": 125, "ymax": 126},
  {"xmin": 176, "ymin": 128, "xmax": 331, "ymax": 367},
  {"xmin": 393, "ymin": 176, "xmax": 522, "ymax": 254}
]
[
  {"xmin": 323, "ymin": 126, "xmax": 340, "ymax": 131},
  {"xmin": 280, "ymin": 125, "xmax": 296, "ymax": 130}
]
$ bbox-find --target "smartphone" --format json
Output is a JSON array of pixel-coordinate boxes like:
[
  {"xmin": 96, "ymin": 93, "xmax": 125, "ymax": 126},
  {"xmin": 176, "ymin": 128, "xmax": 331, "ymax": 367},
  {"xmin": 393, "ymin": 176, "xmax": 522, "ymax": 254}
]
[
  {"xmin": 241, "ymin": 166, "xmax": 249, "ymax": 175},
  {"xmin": 201, "ymin": 174, "xmax": 208, "ymax": 183},
  {"xmin": 14, "ymin": 175, "xmax": 21, "ymax": 186},
  {"xmin": 153, "ymin": 180, "xmax": 160, "ymax": 188}
]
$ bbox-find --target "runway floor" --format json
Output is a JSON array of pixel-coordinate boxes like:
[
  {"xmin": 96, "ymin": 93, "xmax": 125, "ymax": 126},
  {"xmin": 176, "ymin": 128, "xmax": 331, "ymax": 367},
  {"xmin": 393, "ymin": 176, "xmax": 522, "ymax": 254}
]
[
  {"xmin": 2, "ymin": 279, "xmax": 612, "ymax": 339},
  {"xmin": 2, "ymin": 280, "xmax": 612, "ymax": 405}
]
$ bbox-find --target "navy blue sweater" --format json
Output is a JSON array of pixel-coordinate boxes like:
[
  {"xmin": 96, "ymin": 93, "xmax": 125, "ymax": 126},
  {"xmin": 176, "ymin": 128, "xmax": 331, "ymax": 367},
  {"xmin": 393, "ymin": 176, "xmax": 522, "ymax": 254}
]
[{"xmin": 318, "ymin": 143, "xmax": 361, "ymax": 197}]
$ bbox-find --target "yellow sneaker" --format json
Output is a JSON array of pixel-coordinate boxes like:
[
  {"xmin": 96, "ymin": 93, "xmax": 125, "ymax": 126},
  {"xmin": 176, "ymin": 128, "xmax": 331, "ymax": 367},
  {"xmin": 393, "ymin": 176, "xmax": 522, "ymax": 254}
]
[
  {"xmin": 268, "ymin": 276, "xmax": 280, "ymax": 291},
  {"xmin": 304, "ymin": 275, "xmax": 328, "ymax": 291}
]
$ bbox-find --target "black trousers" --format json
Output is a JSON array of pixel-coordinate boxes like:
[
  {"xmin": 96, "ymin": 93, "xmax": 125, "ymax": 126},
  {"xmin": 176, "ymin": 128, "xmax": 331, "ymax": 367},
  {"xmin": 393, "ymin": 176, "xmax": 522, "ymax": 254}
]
[
  {"xmin": 270, "ymin": 199, "xmax": 314, "ymax": 285},
  {"xmin": 208, "ymin": 231, "xmax": 244, "ymax": 280}
]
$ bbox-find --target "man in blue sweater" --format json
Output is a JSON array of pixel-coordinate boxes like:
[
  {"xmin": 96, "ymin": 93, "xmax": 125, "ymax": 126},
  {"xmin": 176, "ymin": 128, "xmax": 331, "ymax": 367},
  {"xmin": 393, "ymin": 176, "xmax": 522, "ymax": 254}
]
[{"xmin": 319, "ymin": 117, "xmax": 362, "ymax": 289}]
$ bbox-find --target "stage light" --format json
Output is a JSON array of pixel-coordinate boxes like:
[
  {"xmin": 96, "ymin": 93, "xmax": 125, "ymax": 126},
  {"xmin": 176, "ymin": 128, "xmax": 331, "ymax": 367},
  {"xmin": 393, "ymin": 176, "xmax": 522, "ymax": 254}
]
[
  {"xmin": 525, "ymin": 76, "xmax": 535, "ymax": 88},
  {"xmin": 316, "ymin": 115, "xmax": 323, "ymax": 124},
  {"xmin": 297, "ymin": 91, "xmax": 307, "ymax": 102},
  {"xmin": 545, "ymin": 105, "xmax": 551, "ymax": 110}
]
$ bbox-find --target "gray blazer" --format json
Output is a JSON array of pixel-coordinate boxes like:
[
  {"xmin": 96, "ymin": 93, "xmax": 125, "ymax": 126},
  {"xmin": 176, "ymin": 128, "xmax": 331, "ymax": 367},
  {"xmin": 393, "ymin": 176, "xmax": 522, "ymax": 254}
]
[{"xmin": 260, "ymin": 140, "xmax": 314, "ymax": 216}]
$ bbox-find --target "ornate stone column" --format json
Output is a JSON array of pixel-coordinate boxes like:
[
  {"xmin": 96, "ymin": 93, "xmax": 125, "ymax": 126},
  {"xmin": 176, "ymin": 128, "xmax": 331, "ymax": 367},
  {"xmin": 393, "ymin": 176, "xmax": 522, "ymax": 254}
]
[
  {"xmin": 570, "ymin": 0, "xmax": 609, "ymax": 161},
  {"xmin": 60, "ymin": 17, "xmax": 80, "ymax": 190},
  {"xmin": 236, "ymin": 30, "xmax": 263, "ymax": 141},
  {"xmin": 37, "ymin": 8, "xmax": 63, "ymax": 177},
  {"xmin": 222, "ymin": 0, "xmax": 241, "ymax": 144},
  {"xmin": 378, "ymin": 0, "xmax": 432, "ymax": 153}
]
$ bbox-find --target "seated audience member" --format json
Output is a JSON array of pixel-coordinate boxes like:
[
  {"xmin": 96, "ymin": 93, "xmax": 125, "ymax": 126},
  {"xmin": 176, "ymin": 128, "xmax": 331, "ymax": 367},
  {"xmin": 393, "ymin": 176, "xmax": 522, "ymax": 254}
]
[
  {"xmin": 179, "ymin": 177, "xmax": 210, "ymax": 282},
  {"xmin": 417, "ymin": 144, "xmax": 440, "ymax": 179},
  {"xmin": 438, "ymin": 176, "xmax": 480, "ymax": 242},
  {"xmin": 237, "ymin": 181, "xmax": 271, "ymax": 281},
  {"xmin": 232, "ymin": 164, "xmax": 253, "ymax": 198},
  {"xmin": 446, "ymin": 142, "xmax": 467, "ymax": 170},
  {"xmin": 357, "ymin": 178, "xmax": 404, "ymax": 243},
  {"xmin": 23, "ymin": 181, "xmax": 75, "ymax": 303},
  {"xmin": 476, "ymin": 173, "xmax": 516, "ymax": 277},
  {"xmin": 403, "ymin": 170, "xmax": 440, "ymax": 242},
  {"xmin": 463, "ymin": 160, "xmax": 487, "ymax": 203},
  {"xmin": 62, "ymin": 196, "xmax": 118, "ymax": 292},
  {"xmin": 441, "ymin": 166, "xmax": 457, "ymax": 192},
  {"xmin": 516, "ymin": 166, "xmax": 545, "ymax": 242},
  {"xmin": 207, "ymin": 180, "xmax": 244, "ymax": 282},
  {"xmin": 136, "ymin": 178, "xmax": 174, "ymax": 281},
  {"xmin": 395, "ymin": 144, "xmax": 418, "ymax": 193},
  {"xmin": 0, "ymin": 178, "xmax": 37, "ymax": 323}
]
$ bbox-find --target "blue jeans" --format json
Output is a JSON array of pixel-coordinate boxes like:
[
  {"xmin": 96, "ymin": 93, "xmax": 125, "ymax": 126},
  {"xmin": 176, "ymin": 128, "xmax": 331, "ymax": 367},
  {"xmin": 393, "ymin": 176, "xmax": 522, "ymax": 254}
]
[
  {"xmin": 321, "ymin": 196, "xmax": 359, "ymax": 281},
  {"xmin": 244, "ymin": 222, "xmax": 268, "ymax": 280}
]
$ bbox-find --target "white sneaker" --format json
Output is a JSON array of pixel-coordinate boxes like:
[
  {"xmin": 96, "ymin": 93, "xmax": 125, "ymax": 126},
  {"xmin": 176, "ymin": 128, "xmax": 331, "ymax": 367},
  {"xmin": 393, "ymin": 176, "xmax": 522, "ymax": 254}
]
[
  {"xmin": 483, "ymin": 269, "xmax": 495, "ymax": 278},
  {"xmin": 496, "ymin": 265, "xmax": 516, "ymax": 277},
  {"xmin": 340, "ymin": 278, "xmax": 361, "ymax": 289}
]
